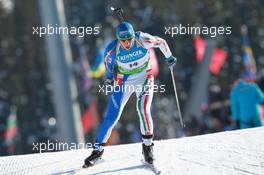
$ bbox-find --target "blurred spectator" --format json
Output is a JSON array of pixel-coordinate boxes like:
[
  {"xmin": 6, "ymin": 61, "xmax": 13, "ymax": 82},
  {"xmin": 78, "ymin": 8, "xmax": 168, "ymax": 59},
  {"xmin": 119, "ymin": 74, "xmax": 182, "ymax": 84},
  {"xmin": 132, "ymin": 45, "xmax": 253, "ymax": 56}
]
[{"xmin": 230, "ymin": 79, "xmax": 264, "ymax": 129}]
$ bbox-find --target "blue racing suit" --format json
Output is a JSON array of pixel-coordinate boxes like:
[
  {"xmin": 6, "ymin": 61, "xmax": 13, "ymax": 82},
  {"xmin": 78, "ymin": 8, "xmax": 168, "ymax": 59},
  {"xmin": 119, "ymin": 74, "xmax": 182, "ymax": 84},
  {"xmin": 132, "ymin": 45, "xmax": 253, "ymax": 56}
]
[{"xmin": 95, "ymin": 31, "xmax": 173, "ymax": 147}]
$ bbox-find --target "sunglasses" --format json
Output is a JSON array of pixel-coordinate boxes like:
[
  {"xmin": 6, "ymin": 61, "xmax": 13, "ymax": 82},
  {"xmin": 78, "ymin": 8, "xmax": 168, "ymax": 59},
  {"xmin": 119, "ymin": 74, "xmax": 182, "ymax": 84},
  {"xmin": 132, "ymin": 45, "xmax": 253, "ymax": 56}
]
[{"xmin": 119, "ymin": 37, "xmax": 133, "ymax": 42}]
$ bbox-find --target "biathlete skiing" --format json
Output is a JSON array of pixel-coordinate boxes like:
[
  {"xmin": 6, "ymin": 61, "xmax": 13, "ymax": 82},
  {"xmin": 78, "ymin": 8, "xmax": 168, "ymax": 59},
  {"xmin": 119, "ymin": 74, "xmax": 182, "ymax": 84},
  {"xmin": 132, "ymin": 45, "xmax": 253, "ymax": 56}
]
[{"xmin": 83, "ymin": 8, "xmax": 177, "ymax": 170}]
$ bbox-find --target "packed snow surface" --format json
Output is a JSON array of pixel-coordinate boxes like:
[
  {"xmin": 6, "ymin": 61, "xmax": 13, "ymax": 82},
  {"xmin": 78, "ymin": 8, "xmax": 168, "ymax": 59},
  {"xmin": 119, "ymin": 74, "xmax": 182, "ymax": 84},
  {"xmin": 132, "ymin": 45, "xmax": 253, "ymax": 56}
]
[{"xmin": 1, "ymin": 127, "xmax": 264, "ymax": 175}]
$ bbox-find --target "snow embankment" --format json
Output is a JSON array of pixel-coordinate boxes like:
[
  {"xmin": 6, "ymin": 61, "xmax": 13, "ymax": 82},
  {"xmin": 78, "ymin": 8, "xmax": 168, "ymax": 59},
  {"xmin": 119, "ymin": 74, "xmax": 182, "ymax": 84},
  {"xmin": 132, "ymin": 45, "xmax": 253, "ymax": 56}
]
[{"xmin": 1, "ymin": 127, "xmax": 264, "ymax": 175}]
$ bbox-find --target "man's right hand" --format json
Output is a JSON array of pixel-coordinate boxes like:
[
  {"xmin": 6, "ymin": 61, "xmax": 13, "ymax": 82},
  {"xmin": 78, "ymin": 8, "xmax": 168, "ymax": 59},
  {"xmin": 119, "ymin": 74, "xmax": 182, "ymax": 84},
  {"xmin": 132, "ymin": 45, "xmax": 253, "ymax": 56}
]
[
  {"xmin": 104, "ymin": 78, "xmax": 114, "ymax": 86},
  {"xmin": 104, "ymin": 78, "xmax": 114, "ymax": 95}
]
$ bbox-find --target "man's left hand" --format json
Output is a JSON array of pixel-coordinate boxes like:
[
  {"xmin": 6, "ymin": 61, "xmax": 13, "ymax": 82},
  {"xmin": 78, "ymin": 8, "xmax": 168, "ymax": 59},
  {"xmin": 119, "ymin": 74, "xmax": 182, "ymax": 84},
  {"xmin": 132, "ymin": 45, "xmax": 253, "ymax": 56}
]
[{"xmin": 166, "ymin": 56, "xmax": 177, "ymax": 68}]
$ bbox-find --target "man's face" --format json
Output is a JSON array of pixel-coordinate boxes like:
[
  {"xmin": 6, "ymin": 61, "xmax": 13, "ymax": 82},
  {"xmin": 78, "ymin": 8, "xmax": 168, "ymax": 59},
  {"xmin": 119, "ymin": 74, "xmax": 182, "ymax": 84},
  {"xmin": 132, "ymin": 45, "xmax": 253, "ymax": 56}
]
[{"xmin": 120, "ymin": 38, "xmax": 134, "ymax": 50}]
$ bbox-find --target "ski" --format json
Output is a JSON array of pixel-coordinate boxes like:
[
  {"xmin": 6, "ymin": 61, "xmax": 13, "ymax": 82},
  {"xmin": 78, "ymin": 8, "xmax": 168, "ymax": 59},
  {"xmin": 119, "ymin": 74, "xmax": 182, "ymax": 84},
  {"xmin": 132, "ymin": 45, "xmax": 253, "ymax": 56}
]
[{"xmin": 141, "ymin": 160, "xmax": 161, "ymax": 174}]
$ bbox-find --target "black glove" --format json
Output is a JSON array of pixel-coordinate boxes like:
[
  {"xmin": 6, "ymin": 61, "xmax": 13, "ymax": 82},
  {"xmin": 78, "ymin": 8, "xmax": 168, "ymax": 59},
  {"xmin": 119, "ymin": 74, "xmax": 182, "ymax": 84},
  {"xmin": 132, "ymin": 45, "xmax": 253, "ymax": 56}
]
[
  {"xmin": 166, "ymin": 56, "xmax": 177, "ymax": 68},
  {"xmin": 104, "ymin": 78, "xmax": 114, "ymax": 86},
  {"xmin": 104, "ymin": 78, "xmax": 114, "ymax": 96}
]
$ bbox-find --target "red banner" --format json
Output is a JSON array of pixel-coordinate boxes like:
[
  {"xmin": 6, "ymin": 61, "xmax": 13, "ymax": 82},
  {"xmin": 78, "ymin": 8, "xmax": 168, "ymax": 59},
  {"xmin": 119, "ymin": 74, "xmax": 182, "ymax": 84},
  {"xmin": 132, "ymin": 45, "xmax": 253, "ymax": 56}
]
[
  {"xmin": 149, "ymin": 48, "xmax": 159, "ymax": 77},
  {"xmin": 210, "ymin": 48, "xmax": 228, "ymax": 75},
  {"xmin": 194, "ymin": 36, "xmax": 207, "ymax": 63},
  {"xmin": 82, "ymin": 100, "xmax": 99, "ymax": 134}
]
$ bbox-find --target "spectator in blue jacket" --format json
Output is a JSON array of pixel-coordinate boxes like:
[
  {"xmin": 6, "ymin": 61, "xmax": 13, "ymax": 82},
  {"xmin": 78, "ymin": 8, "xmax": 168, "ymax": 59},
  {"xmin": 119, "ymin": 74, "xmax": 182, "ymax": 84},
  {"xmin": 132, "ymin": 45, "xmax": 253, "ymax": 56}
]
[{"xmin": 230, "ymin": 79, "xmax": 264, "ymax": 129}]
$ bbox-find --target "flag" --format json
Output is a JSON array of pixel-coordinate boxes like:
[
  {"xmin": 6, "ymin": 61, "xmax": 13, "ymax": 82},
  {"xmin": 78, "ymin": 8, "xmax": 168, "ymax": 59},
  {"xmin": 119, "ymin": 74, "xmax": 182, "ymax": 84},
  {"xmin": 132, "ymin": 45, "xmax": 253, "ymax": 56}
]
[
  {"xmin": 194, "ymin": 36, "xmax": 228, "ymax": 75},
  {"xmin": 241, "ymin": 25, "xmax": 256, "ymax": 81},
  {"xmin": 80, "ymin": 58, "xmax": 93, "ymax": 90},
  {"xmin": 149, "ymin": 48, "xmax": 159, "ymax": 77},
  {"xmin": 194, "ymin": 36, "xmax": 207, "ymax": 63},
  {"xmin": 210, "ymin": 48, "xmax": 228, "ymax": 75},
  {"xmin": 89, "ymin": 48, "xmax": 106, "ymax": 78},
  {"xmin": 82, "ymin": 100, "xmax": 99, "ymax": 134},
  {"xmin": 77, "ymin": 37, "xmax": 92, "ymax": 91},
  {"xmin": 4, "ymin": 106, "xmax": 18, "ymax": 154}
]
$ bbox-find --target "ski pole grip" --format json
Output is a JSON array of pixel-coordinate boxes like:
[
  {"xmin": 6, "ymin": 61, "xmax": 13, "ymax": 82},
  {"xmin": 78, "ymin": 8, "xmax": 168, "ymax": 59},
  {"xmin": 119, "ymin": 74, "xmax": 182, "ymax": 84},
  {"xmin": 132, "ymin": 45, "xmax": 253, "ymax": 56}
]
[{"xmin": 110, "ymin": 7, "xmax": 124, "ymax": 22}]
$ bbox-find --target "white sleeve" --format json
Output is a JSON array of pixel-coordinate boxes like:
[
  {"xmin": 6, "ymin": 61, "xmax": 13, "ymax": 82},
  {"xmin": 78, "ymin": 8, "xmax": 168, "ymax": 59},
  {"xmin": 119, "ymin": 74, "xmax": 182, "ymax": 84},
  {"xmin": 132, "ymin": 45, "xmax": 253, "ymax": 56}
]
[{"xmin": 138, "ymin": 32, "xmax": 172, "ymax": 59}]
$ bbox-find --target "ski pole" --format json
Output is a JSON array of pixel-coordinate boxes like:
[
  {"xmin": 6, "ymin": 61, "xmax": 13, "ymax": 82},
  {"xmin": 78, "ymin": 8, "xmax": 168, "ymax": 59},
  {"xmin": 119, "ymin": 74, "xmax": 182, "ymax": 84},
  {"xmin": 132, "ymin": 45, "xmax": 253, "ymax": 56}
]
[{"xmin": 170, "ymin": 67, "xmax": 185, "ymax": 128}]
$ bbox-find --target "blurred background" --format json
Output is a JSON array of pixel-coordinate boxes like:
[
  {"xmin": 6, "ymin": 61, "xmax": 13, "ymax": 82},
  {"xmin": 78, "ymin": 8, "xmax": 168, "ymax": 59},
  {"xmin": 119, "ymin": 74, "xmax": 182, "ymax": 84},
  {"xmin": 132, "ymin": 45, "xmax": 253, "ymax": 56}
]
[{"xmin": 0, "ymin": 0, "xmax": 264, "ymax": 156}]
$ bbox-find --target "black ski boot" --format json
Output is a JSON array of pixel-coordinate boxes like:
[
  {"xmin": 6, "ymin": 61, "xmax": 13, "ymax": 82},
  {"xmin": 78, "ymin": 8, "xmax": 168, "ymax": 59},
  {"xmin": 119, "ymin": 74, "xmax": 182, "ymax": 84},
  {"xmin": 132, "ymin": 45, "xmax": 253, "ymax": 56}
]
[
  {"xmin": 83, "ymin": 149, "xmax": 104, "ymax": 168},
  {"xmin": 142, "ymin": 143, "xmax": 154, "ymax": 164}
]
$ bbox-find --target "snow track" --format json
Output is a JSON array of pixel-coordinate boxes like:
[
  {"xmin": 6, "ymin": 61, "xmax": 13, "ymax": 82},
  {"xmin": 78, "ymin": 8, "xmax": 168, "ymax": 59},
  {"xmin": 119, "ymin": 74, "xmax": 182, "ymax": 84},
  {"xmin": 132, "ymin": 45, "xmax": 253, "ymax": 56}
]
[{"xmin": 1, "ymin": 127, "xmax": 264, "ymax": 175}]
